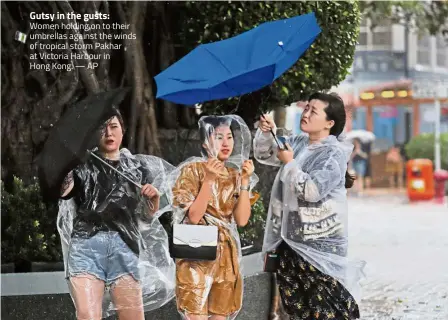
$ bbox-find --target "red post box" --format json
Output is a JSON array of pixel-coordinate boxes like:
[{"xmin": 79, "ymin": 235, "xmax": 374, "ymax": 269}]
[{"xmin": 406, "ymin": 159, "xmax": 435, "ymax": 202}]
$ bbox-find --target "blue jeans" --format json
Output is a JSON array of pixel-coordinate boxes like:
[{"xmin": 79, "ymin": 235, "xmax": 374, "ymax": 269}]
[{"xmin": 67, "ymin": 231, "xmax": 140, "ymax": 286}]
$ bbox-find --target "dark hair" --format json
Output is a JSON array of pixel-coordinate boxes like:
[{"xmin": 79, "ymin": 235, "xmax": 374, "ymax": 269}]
[
  {"xmin": 308, "ymin": 92, "xmax": 355, "ymax": 189},
  {"xmin": 101, "ymin": 108, "xmax": 125, "ymax": 133},
  {"xmin": 112, "ymin": 108, "xmax": 126, "ymax": 133},
  {"xmin": 199, "ymin": 116, "xmax": 234, "ymax": 156}
]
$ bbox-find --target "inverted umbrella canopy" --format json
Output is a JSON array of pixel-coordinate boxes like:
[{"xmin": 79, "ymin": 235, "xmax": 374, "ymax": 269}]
[
  {"xmin": 345, "ymin": 130, "xmax": 376, "ymax": 143},
  {"xmin": 155, "ymin": 12, "xmax": 321, "ymax": 105},
  {"xmin": 37, "ymin": 88, "xmax": 130, "ymax": 201}
]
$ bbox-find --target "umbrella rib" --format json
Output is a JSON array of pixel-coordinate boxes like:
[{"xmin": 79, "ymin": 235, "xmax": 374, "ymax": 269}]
[
  {"xmin": 283, "ymin": 18, "xmax": 314, "ymax": 51},
  {"xmin": 201, "ymin": 47, "xmax": 241, "ymax": 97},
  {"xmin": 203, "ymin": 47, "xmax": 233, "ymax": 76}
]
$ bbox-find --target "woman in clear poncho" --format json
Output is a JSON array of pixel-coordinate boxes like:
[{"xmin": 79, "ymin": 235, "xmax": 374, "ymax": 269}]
[
  {"xmin": 165, "ymin": 115, "xmax": 259, "ymax": 320},
  {"xmin": 58, "ymin": 110, "xmax": 176, "ymax": 320},
  {"xmin": 254, "ymin": 93, "xmax": 365, "ymax": 320}
]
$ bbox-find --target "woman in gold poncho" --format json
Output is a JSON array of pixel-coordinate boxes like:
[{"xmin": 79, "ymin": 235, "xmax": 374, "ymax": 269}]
[{"xmin": 170, "ymin": 115, "xmax": 259, "ymax": 320}]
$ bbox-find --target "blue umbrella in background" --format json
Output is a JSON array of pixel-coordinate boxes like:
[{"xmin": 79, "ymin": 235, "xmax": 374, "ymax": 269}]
[{"xmin": 155, "ymin": 12, "xmax": 321, "ymax": 105}]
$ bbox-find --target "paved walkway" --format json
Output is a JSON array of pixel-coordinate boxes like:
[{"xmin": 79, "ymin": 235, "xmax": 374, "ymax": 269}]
[{"xmin": 348, "ymin": 196, "xmax": 448, "ymax": 320}]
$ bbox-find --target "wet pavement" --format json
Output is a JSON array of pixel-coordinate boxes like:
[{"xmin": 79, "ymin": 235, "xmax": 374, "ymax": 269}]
[{"xmin": 348, "ymin": 196, "xmax": 448, "ymax": 320}]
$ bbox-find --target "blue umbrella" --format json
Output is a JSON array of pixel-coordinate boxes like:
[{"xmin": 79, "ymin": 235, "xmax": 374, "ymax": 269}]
[{"xmin": 155, "ymin": 12, "xmax": 321, "ymax": 105}]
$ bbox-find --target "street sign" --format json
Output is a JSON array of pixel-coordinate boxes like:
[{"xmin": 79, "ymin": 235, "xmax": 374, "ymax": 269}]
[
  {"xmin": 412, "ymin": 80, "xmax": 448, "ymax": 99},
  {"xmin": 411, "ymin": 80, "xmax": 447, "ymax": 172}
]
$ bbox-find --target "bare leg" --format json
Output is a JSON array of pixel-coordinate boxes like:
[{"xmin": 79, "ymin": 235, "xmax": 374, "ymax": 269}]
[
  {"xmin": 111, "ymin": 275, "xmax": 144, "ymax": 320},
  {"xmin": 365, "ymin": 177, "xmax": 371, "ymax": 189},
  {"xmin": 357, "ymin": 175, "xmax": 364, "ymax": 193},
  {"xmin": 69, "ymin": 274, "xmax": 105, "ymax": 320},
  {"xmin": 389, "ymin": 175, "xmax": 395, "ymax": 189},
  {"xmin": 397, "ymin": 172, "xmax": 404, "ymax": 189}
]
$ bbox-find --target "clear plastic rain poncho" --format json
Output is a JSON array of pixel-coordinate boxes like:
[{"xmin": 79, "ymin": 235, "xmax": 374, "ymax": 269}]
[
  {"xmin": 159, "ymin": 115, "xmax": 259, "ymax": 319},
  {"xmin": 57, "ymin": 148, "xmax": 176, "ymax": 318},
  {"xmin": 253, "ymin": 128, "xmax": 365, "ymax": 302}
]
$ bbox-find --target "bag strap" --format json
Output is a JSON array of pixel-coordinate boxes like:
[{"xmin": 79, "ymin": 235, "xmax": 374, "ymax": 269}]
[{"xmin": 180, "ymin": 211, "xmax": 210, "ymax": 225}]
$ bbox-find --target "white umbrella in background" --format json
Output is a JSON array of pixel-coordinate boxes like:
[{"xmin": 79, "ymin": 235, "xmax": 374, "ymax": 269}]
[{"xmin": 346, "ymin": 129, "xmax": 376, "ymax": 143}]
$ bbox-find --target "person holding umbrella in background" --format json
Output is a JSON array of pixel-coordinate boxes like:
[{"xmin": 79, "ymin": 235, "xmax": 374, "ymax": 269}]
[
  {"xmin": 254, "ymin": 93, "xmax": 364, "ymax": 320},
  {"xmin": 350, "ymin": 138, "xmax": 369, "ymax": 194},
  {"xmin": 39, "ymin": 89, "xmax": 176, "ymax": 320},
  {"xmin": 345, "ymin": 130, "xmax": 376, "ymax": 194}
]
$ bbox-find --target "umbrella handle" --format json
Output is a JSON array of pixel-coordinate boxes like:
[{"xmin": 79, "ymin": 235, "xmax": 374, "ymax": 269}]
[
  {"xmin": 88, "ymin": 151, "xmax": 155, "ymax": 211},
  {"xmin": 260, "ymin": 114, "xmax": 284, "ymax": 149}
]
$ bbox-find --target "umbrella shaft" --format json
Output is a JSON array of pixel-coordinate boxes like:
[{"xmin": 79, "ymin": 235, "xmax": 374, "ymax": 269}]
[
  {"xmin": 261, "ymin": 114, "xmax": 283, "ymax": 149},
  {"xmin": 88, "ymin": 151, "xmax": 155, "ymax": 211},
  {"xmin": 89, "ymin": 151, "xmax": 142, "ymax": 188}
]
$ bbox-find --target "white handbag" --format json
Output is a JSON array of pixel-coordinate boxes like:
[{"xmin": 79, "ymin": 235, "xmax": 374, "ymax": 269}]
[{"xmin": 169, "ymin": 215, "xmax": 218, "ymax": 261}]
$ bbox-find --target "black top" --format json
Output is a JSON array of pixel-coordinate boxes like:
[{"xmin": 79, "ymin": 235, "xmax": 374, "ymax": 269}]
[
  {"xmin": 63, "ymin": 152, "xmax": 152, "ymax": 255},
  {"xmin": 352, "ymin": 153, "xmax": 366, "ymax": 163}
]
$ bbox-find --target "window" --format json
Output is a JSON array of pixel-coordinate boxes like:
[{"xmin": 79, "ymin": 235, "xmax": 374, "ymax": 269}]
[
  {"xmin": 368, "ymin": 61, "xmax": 378, "ymax": 72},
  {"xmin": 375, "ymin": 18, "xmax": 392, "ymax": 27},
  {"xmin": 380, "ymin": 62, "xmax": 389, "ymax": 72},
  {"xmin": 437, "ymin": 52, "xmax": 447, "ymax": 67},
  {"xmin": 418, "ymin": 51, "xmax": 431, "ymax": 65},
  {"xmin": 436, "ymin": 35, "xmax": 447, "ymax": 67},
  {"xmin": 372, "ymin": 31, "xmax": 392, "ymax": 46},
  {"xmin": 418, "ymin": 34, "xmax": 431, "ymax": 46},
  {"xmin": 358, "ymin": 32, "xmax": 367, "ymax": 46},
  {"xmin": 417, "ymin": 35, "xmax": 431, "ymax": 65},
  {"xmin": 354, "ymin": 55, "xmax": 365, "ymax": 70}
]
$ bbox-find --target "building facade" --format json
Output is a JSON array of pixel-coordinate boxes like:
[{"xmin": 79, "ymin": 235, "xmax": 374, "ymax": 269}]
[{"xmin": 339, "ymin": 17, "xmax": 448, "ymax": 150}]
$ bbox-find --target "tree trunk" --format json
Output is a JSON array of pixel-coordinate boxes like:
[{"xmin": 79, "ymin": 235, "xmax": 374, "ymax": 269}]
[
  {"xmin": 142, "ymin": 45, "xmax": 162, "ymax": 156},
  {"xmin": 1, "ymin": 1, "xmax": 168, "ymax": 183},
  {"xmin": 157, "ymin": 2, "xmax": 178, "ymax": 129},
  {"xmin": 91, "ymin": 1, "xmax": 112, "ymax": 90},
  {"xmin": 117, "ymin": 2, "xmax": 161, "ymax": 155},
  {"xmin": 117, "ymin": 1, "xmax": 149, "ymax": 152},
  {"xmin": 1, "ymin": 3, "xmax": 34, "ymax": 181},
  {"xmin": 57, "ymin": 1, "xmax": 101, "ymax": 94}
]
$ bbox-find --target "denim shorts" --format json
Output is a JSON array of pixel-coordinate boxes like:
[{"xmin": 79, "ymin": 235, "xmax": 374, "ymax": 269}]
[
  {"xmin": 353, "ymin": 160, "xmax": 367, "ymax": 177},
  {"xmin": 67, "ymin": 231, "xmax": 140, "ymax": 286}
]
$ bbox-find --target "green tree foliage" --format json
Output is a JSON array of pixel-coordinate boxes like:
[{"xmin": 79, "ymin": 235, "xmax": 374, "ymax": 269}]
[
  {"xmin": 360, "ymin": 1, "xmax": 448, "ymax": 36},
  {"xmin": 405, "ymin": 133, "xmax": 448, "ymax": 170},
  {"xmin": 1, "ymin": 177, "xmax": 61, "ymax": 264},
  {"xmin": 238, "ymin": 196, "xmax": 267, "ymax": 252},
  {"xmin": 173, "ymin": 1, "xmax": 361, "ymax": 119}
]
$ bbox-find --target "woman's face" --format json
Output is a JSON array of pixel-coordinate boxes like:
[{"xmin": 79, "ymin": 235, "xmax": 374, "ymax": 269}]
[
  {"xmin": 210, "ymin": 125, "xmax": 234, "ymax": 161},
  {"xmin": 99, "ymin": 116, "xmax": 123, "ymax": 153},
  {"xmin": 300, "ymin": 99, "xmax": 334, "ymax": 134}
]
